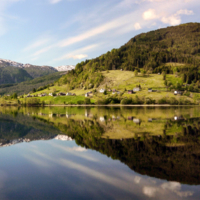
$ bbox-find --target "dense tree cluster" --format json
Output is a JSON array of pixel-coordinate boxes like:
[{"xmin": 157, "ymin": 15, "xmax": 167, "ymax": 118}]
[{"xmin": 58, "ymin": 60, "xmax": 104, "ymax": 90}]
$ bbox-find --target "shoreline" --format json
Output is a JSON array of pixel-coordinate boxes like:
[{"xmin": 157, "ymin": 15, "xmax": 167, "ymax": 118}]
[
  {"xmin": 31, "ymin": 104, "xmax": 200, "ymax": 107},
  {"xmin": 0, "ymin": 104, "xmax": 199, "ymax": 107}
]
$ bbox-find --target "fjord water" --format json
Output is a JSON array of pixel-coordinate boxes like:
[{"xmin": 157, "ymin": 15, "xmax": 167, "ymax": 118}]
[{"xmin": 0, "ymin": 106, "xmax": 200, "ymax": 199}]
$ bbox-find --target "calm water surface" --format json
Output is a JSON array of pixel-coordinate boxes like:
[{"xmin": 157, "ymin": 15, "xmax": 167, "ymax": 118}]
[{"xmin": 0, "ymin": 106, "xmax": 200, "ymax": 200}]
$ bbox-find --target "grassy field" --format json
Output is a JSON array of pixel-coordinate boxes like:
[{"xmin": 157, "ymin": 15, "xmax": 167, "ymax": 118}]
[
  {"xmin": 19, "ymin": 95, "xmax": 95, "ymax": 105},
  {"xmin": 101, "ymin": 70, "xmax": 166, "ymax": 90},
  {"xmin": 0, "ymin": 70, "xmax": 197, "ymax": 105}
]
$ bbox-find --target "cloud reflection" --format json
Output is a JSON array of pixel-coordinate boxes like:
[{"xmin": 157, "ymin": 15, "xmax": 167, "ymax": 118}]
[{"xmin": 142, "ymin": 181, "xmax": 194, "ymax": 198}]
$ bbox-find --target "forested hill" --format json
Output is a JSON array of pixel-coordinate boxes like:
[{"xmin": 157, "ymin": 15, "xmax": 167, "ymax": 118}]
[
  {"xmin": 89, "ymin": 22, "xmax": 200, "ymax": 71},
  {"xmin": 57, "ymin": 22, "xmax": 200, "ymax": 89}
]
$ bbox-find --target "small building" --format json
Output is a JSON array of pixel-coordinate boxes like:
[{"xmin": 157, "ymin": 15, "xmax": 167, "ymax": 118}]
[
  {"xmin": 49, "ymin": 93, "xmax": 53, "ymax": 96},
  {"xmin": 174, "ymin": 91, "xmax": 182, "ymax": 95},
  {"xmin": 72, "ymin": 93, "xmax": 76, "ymax": 96},
  {"xmin": 99, "ymin": 89, "xmax": 105, "ymax": 93},
  {"xmin": 66, "ymin": 114, "xmax": 71, "ymax": 118},
  {"xmin": 26, "ymin": 94, "xmax": 32, "ymax": 97},
  {"xmin": 85, "ymin": 93, "xmax": 89, "ymax": 97},
  {"xmin": 112, "ymin": 89, "xmax": 116, "ymax": 92},
  {"xmin": 128, "ymin": 90, "xmax": 133, "ymax": 94},
  {"xmin": 174, "ymin": 115, "xmax": 184, "ymax": 121},
  {"xmin": 128, "ymin": 116, "xmax": 133, "ymax": 120},
  {"xmin": 49, "ymin": 113, "xmax": 56, "ymax": 118},
  {"xmin": 39, "ymin": 93, "xmax": 46, "ymax": 97},
  {"xmin": 58, "ymin": 92, "xmax": 66, "ymax": 96},
  {"xmin": 112, "ymin": 91, "xmax": 120, "ymax": 94},
  {"xmin": 148, "ymin": 88, "xmax": 152, "ymax": 92},
  {"xmin": 133, "ymin": 87, "xmax": 141, "ymax": 92},
  {"xmin": 66, "ymin": 92, "xmax": 72, "ymax": 96},
  {"xmin": 133, "ymin": 118, "xmax": 141, "ymax": 124},
  {"xmin": 99, "ymin": 117, "xmax": 105, "ymax": 122}
]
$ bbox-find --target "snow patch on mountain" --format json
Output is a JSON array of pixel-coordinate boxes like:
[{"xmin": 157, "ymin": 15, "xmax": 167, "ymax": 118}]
[{"xmin": 55, "ymin": 65, "xmax": 75, "ymax": 72}]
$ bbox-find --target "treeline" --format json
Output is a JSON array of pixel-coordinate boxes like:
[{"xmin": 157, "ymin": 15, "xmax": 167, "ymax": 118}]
[{"xmin": 96, "ymin": 95, "xmax": 193, "ymax": 105}]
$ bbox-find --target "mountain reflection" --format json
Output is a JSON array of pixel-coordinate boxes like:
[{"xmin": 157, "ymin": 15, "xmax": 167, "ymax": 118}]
[{"xmin": 0, "ymin": 106, "xmax": 200, "ymax": 185}]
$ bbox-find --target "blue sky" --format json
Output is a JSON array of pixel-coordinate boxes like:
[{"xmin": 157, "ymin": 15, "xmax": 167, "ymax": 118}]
[{"xmin": 0, "ymin": 0, "xmax": 199, "ymax": 67}]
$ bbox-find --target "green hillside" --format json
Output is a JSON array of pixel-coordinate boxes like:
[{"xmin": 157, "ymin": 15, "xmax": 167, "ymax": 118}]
[
  {"xmin": 0, "ymin": 71, "xmax": 65, "ymax": 96},
  {"xmin": 23, "ymin": 65, "xmax": 57, "ymax": 78},
  {"xmin": 0, "ymin": 62, "xmax": 57, "ymax": 85},
  {"xmin": 57, "ymin": 23, "xmax": 200, "ymax": 90},
  {"xmin": 0, "ymin": 66, "xmax": 32, "ymax": 84}
]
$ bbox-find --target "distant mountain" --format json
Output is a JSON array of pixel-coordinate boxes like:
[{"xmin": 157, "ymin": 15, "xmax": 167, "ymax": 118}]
[
  {"xmin": 0, "ymin": 65, "xmax": 33, "ymax": 84},
  {"xmin": 0, "ymin": 71, "xmax": 66, "ymax": 96},
  {"xmin": 0, "ymin": 59, "xmax": 57, "ymax": 80},
  {"xmin": 55, "ymin": 65, "xmax": 75, "ymax": 72},
  {"xmin": 0, "ymin": 59, "xmax": 76, "ymax": 86}
]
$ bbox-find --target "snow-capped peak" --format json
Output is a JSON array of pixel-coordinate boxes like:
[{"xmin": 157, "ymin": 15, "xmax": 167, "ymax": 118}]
[{"xmin": 55, "ymin": 65, "xmax": 75, "ymax": 72}]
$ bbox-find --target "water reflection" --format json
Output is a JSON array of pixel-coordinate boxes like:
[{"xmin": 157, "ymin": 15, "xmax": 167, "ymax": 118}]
[{"xmin": 0, "ymin": 106, "xmax": 200, "ymax": 199}]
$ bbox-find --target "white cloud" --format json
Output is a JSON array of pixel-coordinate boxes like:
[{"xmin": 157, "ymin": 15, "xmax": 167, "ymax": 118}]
[
  {"xmin": 49, "ymin": 0, "xmax": 62, "ymax": 4},
  {"xmin": 161, "ymin": 15, "xmax": 181, "ymax": 25},
  {"xmin": 134, "ymin": 176, "xmax": 141, "ymax": 184},
  {"xmin": 161, "ymin": 9, "xmax": 194, "ymax": 25},
  {"xmin": 143, "ymin": 186, "xmax": 158, "ymax": 197},
  {"xmin": 176, "ymin": 9, "xmax": 194, "ymax": 15},
  {"xmin": 161, "ymin": 182, "xmax": 181, "ymax": 191},
  {"xmin": 55, "ymin": 44, "xmax": 99, "ymax": 61},
  {"xmin": 58, "ymin": 12, "xmax": 139, "ymax": 48},
  {"xmin": 68, "ymin": 54, "xmax": 88, "ymax": 60},
  {"xmin": 161, "ymin": 182, "xmax": 194, "ymax": 198},
  {"xmin": 60, "ymin": 159, "xmax": 140, "ymax": 193},
  {"xmin": 143, "ymin": 9, "xmax": 158, "ymax": 20},
  {"xmin": 134, "ymin": 22, "xmax": 142, "ymax": 30},
  {"xmin": 31, "ymin": 44, "xmax": 55, "ymax": 57},
  {"xmin": 71, "ymin": 147, "xmax": 87, "ymax": 152}
]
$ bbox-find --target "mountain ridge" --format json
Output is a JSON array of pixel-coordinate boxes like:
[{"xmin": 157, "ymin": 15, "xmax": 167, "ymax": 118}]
[{"xmin": 0, "ymin": 58, "xmax": 75, "ymax": 85}]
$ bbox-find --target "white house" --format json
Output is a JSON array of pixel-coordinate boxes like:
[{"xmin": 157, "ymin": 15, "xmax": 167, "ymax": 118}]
[
  {"xmin": 174, "ymin": 91, "xmax": 182, "ymax": 95},
  {"xmin": 66, "ymin": 92, "xmax": 72, "ymax": 96},
  {"xmin": 133, "ymin": 87, "xmax": 141, "ymax": 92},
  {"xmin": 99, "ymin": 117, "xmax": 105, "ymax": 122},
  {"xmin": 99, "ymin": 89, "xmax": 105, "ymax": 93},
  {"xmin": 133, "ymin": 118, "xmax": 141, "ymax": 124}
]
